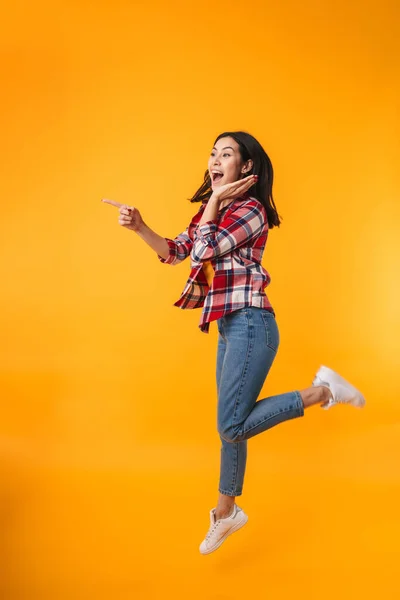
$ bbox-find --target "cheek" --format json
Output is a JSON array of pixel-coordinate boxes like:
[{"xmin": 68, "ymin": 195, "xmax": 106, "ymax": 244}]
[{"xmin": 226, "ymin": 162, "xmax": 240, "ymax": 178}]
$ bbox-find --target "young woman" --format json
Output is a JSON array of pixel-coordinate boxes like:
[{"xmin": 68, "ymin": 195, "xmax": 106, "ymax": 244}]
[{"xmin": 102, "ymin": 131, "xmax": 366, "ymax": 555}]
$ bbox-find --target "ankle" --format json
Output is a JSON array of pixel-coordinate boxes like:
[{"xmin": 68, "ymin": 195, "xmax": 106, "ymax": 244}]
[
  {"xmin": 301, "ymin": 385, "xmax": 332, "ymax": 409},
  {"xmin": 215, "ymin": 505, "xmax": 235, "ymax": 520},
  {"xmin": 319, "ymin": 385, "xmax": 333, "ymax": 403}
]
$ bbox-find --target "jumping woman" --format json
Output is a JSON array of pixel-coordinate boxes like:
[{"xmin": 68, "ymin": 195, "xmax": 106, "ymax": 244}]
[{"xmin": 102, "ymin": 130, "xmax": 366, "ymax": 555}]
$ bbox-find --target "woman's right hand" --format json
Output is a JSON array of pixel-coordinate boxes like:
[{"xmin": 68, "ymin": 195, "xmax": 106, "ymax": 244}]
[{"xmin": 101, "ymin": 199, "xmax": 145, "ymax": 232}]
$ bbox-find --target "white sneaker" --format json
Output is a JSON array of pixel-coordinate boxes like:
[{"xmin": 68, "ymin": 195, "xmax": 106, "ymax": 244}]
[
  {"xmin": 199, "ymin": 503, "xmax": 248, "ymax": 555},
  {"xmin": 312, "ymin": 365, "xmax": 366, "ymax": 410}
]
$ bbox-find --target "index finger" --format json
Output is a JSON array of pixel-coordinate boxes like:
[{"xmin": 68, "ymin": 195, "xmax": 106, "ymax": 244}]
[{"xmin": 101, "ymin": 198, "xmax": 123, "ymax": 208}]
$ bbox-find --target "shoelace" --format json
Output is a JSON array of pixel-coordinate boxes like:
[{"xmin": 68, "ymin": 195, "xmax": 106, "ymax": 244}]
[
  {"xmin": 205, "ymin": 508, "xmax": 237, "ymax": 541},
  {"xmin": 205, "ymin": 521, "xmax": 221, "ymax": 540}
]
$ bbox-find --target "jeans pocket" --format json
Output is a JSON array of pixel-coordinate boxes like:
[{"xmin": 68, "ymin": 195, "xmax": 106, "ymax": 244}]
[
  {"xmin": 260, "ymin": 311, "xmax": 279, "ymax": 352},
  {"xmin": 226, "ymin": 307, "xmax": 247, "ymax": 317}
]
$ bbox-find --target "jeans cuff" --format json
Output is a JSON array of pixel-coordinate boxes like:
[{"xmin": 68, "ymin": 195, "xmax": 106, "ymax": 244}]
[
  {"xmin": 294, "ymin": 390, "xmax": 305, "ymax": 417},
  {"xmin": 218, "ymin": 488, "xmax": 243, "ymax": 497}
]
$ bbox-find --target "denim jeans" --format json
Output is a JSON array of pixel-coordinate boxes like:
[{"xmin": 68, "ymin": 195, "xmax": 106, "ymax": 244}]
[{"xmin": 216, "ymin": 306, "xmax": 304, "ymax": 496}]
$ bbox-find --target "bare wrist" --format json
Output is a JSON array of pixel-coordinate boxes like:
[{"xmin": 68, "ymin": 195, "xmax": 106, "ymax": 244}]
[
  {"xmin": 135, "ymin": 222, "xmax": 148, "ymax": 236},
  {"xmin": 209, "ymin": 192, "xmax": 221, "ymax": 204}
]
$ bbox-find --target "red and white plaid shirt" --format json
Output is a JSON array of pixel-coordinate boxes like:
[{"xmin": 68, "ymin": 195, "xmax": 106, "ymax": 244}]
[{"xmin": 157, "ymin": 193, "xmax": 275, "ymax": 333}]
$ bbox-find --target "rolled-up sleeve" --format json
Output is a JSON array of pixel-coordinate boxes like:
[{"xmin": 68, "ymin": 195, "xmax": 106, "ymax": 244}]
[
  {"xmin": 190, "ymin": 201, "xmax": 266, "ymax": 262},
  {"xmin": 157, "ymin": 226, "xmax": 193, "ymax": 266}
]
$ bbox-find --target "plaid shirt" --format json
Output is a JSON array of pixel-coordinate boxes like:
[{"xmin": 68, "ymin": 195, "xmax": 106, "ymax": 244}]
[{"xmin": 157, "ymin": 193, "xmax": 275, "ymax": 333}]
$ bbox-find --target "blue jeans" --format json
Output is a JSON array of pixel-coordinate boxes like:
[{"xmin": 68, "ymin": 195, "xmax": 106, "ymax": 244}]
[{"xmin": 216, "ymin": 307, "xmax": 304, "ymax": 496}]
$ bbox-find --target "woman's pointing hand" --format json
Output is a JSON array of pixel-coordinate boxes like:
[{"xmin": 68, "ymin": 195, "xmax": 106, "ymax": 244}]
[{"xmin": 101, "ymin": 198, "xmax": 144, "ymax": 232}]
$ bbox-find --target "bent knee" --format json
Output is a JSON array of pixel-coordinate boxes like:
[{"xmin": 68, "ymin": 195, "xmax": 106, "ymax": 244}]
[{"xmin": 218, "ymin": 426, "xmax": 242, "ymax": 443}]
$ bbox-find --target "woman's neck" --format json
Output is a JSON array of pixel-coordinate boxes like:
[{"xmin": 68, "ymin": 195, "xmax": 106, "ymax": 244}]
[{"xmin": 219, "ymin": 192, "xmax": 250, "ymax": 211}]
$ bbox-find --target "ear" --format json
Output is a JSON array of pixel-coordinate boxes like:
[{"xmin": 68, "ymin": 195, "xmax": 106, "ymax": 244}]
[{"xmin": 241, "ymin": 159, "xmax": 254, "ymax": 174}]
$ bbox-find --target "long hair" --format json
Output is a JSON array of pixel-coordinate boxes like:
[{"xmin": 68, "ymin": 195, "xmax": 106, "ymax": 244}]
[{"xmin": 188, "ymin": 131, "xmax": 282, "ymax": 229}]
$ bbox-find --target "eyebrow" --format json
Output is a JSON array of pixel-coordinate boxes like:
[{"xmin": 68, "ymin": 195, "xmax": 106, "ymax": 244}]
[{"xmin": 212, "ymin": 146, "xmax": 235, "ymax": 151}]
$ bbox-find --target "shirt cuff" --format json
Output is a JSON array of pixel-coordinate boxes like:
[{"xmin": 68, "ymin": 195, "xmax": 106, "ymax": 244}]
[
  {"xmin": 157, "ymin": 238, "xmax": 176, "ymax": 264},
  {"xmin": 194, "ymin": 220, "xmax": 218, "ymax": 238}
]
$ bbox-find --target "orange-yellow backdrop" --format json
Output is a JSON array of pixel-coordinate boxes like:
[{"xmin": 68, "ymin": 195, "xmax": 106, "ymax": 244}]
[{"xmin": 1, "ymin": 0, "xmax": 399, "ymax": 598}]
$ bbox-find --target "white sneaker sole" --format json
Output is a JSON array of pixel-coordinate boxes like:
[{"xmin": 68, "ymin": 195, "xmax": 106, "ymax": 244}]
[
  {"xmin": 315, "ymin": 365, "xmax": 366, "ymax": 409},
  {"xmin": 199, "ymin": 513, "xmax": 248, "ymax": 555}
]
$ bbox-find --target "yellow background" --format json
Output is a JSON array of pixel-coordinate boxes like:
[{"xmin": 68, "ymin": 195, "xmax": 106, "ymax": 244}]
[{"xmin": 1, "ymin": 0, "xmax": 399, "ymax": 598}]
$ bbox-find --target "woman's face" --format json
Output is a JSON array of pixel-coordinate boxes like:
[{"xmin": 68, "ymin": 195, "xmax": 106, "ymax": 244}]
[{"xmin": 208, "ymin": 136, "xmax": 252, "ymax": 189}]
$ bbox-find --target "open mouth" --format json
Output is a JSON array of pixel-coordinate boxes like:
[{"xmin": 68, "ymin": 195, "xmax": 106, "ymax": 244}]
[{"xmin": 212, "ymin": 173, "xmax": 224, "ymax": 183}]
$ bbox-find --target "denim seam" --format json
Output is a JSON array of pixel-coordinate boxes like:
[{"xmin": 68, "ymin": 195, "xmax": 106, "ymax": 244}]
[
  {"xmin": 261, "ymin": 311, "xmax": 278, "ymax": 352},
  {"xmin": 230, "ymin": 441, "xmax": 239, "ymax": 494},
  {"xmin": 232, "ymin": 309, "xmax": 254, "ymax": 436}
]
